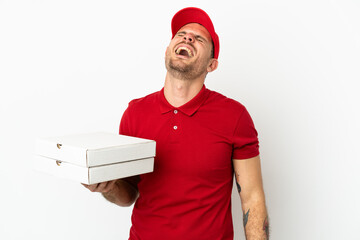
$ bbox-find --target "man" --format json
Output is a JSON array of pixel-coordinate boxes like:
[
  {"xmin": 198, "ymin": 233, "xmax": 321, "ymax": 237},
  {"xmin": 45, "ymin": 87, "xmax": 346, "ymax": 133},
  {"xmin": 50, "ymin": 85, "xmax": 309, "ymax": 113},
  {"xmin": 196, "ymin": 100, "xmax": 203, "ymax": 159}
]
[{"xmin": 83, "ymin": 7, "xmax": 269, "ymax": 240}]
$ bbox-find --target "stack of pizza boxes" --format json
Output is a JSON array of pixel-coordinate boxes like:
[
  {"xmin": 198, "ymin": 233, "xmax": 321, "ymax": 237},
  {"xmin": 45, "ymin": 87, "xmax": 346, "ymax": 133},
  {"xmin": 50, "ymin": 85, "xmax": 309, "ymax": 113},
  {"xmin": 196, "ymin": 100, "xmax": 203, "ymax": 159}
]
[{"xmin": 34, "ymin": 132, "xmax": 156, "ymax": 184}]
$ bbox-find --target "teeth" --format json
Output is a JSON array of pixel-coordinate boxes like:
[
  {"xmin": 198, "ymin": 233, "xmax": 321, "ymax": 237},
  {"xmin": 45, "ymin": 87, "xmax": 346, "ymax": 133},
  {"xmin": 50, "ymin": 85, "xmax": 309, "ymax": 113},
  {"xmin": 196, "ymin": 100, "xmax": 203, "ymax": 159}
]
[{"xmin": 176, "ymin": 47, "xmax": 193, "ymax": 57}]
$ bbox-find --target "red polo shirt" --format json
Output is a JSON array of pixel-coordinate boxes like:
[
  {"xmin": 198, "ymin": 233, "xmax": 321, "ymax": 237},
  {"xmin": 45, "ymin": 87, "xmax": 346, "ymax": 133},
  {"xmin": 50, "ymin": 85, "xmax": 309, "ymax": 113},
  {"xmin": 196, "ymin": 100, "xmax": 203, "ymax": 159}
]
[{"xmin": 119, "ymin": 85, "xmax": 259, "ymax": 240}]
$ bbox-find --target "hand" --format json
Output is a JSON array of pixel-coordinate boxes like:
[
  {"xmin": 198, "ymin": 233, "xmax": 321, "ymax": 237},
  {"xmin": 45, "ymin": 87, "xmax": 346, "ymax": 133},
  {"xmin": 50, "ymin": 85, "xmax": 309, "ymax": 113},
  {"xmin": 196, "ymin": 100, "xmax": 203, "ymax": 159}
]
[{"xmin": 82, "ymin": 180, "xmax": 117, "ymax": 193}]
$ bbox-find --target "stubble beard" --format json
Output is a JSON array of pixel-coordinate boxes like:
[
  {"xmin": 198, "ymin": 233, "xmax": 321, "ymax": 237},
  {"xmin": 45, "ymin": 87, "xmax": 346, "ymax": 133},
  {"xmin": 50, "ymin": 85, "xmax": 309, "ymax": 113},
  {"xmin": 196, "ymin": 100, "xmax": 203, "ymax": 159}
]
[{"xmin": 165, "ymin": 52, "xmax": 208, "ymax": 81}]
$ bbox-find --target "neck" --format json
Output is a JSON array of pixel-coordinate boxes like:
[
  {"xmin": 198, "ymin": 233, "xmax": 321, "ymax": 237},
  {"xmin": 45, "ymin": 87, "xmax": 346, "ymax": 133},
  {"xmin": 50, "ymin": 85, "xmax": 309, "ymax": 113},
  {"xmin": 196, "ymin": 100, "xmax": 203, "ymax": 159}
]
[{"xmin": 164, "ymin": 72, "xmax": 205, "ymax": 108}]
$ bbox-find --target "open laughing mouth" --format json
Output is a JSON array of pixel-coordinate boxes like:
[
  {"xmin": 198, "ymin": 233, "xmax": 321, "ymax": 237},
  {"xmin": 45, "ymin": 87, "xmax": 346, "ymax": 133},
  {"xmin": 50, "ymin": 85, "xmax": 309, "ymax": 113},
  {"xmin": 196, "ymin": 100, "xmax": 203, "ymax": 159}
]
[{"xmin": 175, "ymin": 46, "xmax": 194, "ymax": 58}]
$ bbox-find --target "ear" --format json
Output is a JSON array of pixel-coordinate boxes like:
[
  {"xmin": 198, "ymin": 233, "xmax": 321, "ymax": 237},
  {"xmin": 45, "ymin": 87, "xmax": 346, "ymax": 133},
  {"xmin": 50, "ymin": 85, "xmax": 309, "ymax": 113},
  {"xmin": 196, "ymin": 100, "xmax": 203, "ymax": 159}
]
[{"xmin": 207, "ymin": 59, "xmax": 218, "ymax": 73}]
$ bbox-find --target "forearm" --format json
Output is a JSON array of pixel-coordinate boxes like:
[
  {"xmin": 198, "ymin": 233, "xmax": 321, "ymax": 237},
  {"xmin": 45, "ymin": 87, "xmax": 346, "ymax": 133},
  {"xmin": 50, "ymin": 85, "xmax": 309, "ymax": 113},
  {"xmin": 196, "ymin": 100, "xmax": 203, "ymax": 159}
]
[
  {"xmin": 233, "ymin": 156, "xmax": 269, "ymax": 239},
  {"xmin": 102, "ymin": 179, "xmax": 139, "ymax": 207},
  {"xmin": 241, "ymin": 194, "xmax": 269, "ymax": 240}
]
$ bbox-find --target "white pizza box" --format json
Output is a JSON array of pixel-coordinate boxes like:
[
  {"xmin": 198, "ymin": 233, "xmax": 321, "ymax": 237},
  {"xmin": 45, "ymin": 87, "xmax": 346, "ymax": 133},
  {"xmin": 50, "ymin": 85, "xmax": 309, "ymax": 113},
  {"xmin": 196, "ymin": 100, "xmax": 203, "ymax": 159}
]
[
  {"xmin": 33, "ymin": 155, "xmax": 154, "ymax": 184},
  {"xmin": 34, "ymin": 132, "xmax": 156, "ymax": 184}
]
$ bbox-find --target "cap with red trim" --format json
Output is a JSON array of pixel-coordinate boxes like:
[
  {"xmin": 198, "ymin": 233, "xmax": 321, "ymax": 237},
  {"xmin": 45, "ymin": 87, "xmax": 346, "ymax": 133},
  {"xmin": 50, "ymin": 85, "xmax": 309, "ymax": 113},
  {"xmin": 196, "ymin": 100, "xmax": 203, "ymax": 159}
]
[{"xmin": 171, "ymin": 7, "xmax": 220, "ymax": 59}]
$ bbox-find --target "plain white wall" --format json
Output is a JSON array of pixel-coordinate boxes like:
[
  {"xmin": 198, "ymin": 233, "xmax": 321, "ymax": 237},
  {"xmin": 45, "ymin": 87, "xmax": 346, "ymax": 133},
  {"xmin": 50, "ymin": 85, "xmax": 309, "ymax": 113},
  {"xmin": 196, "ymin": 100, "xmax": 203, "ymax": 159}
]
[{"xmin": 1, "ymin": 0, "xmax": 359, "ymax": 239}]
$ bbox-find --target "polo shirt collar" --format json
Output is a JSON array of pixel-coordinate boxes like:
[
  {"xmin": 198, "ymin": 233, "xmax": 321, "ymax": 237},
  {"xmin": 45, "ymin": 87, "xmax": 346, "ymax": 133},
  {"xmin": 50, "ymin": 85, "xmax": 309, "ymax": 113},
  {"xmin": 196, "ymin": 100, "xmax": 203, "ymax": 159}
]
[{"xmin": 159, "ymin": 85, "xmax": 210, "ymax": 116}]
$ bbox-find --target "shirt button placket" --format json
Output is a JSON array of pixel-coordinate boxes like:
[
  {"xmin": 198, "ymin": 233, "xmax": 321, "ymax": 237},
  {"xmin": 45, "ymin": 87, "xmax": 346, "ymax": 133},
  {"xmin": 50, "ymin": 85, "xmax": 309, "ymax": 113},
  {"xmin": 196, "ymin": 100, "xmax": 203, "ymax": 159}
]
[
  {"xmin": 169, "ymin": 109, "xmax": 180, "ymax": 144},
  {"xmin": 173, "ymin": 109, "xmax": 178, "ymax": 131}
]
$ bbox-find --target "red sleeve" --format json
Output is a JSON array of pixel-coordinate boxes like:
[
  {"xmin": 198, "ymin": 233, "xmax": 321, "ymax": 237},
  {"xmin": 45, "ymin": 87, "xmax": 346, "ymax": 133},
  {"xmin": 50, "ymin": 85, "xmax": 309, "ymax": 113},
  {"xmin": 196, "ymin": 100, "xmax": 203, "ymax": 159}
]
[
  {"xmin": 232, "ymin": 108, "xmax": 260, "ymax": 159},
  {"xmin": 119, "ymin": 104, "xmax": 132, "ymax": 136}
]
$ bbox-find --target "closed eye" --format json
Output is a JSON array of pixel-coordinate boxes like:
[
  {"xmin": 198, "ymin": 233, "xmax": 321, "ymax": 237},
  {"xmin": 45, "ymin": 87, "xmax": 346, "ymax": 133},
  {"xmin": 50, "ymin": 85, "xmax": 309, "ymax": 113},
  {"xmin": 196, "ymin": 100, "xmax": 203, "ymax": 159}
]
[
  {"xmin": 195, "ymin": 35, "xmax": 206, "ymax": 43},
  {"xmin": 177, "ymin": 32, "xmax": 186, "ymax": 37}
]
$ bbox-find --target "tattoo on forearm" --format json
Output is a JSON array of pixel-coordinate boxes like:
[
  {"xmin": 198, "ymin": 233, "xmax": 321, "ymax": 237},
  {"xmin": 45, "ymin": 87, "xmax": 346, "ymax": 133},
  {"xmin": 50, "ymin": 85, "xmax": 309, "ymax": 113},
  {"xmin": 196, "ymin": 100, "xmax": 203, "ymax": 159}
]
[
  {"xmin": 235, "ymin": 172, "xmax": 241, "ymax": 193},
  {"xmin": 236, "ymin": 181, "xmax": 241, "ymax": 193},
  {"xmin": 243, "ymin": 209, "xmax": 250, "ymax": 227},
  {"xmin": 263, "ymin": 216, "xmax": 269, "ymax": 239}
]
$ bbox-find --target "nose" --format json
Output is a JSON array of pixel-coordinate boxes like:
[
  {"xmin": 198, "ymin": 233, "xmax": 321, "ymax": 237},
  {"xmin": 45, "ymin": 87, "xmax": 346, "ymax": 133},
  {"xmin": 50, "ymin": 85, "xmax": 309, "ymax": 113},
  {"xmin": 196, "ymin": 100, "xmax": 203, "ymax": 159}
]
[{"xmin": 183, "ymin": 33, "xmax": 194, "ymax": 43}]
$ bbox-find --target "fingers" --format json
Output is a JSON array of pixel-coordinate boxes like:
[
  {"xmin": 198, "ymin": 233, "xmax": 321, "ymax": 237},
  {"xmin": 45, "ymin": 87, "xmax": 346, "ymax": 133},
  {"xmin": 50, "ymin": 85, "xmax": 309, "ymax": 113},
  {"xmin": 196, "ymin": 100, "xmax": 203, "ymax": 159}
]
[
  {"xmin": 102, "ymin": 180, "xmax": 117, "ymax": 193},
  {"xmin": 82, "ymin": 183, "xmax": 100, "ymax": 192},
  {"xmin": 82, "ymin": 180, "xmax": 117, "ymax": 193}
]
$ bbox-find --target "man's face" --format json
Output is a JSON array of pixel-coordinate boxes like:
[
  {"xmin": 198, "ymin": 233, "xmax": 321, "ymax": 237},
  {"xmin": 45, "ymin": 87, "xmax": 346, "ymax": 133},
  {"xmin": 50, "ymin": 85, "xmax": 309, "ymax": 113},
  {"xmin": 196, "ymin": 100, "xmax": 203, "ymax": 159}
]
[{"xmin": 165, "ymin": 23, "xmax": 214, "ymax": 80}]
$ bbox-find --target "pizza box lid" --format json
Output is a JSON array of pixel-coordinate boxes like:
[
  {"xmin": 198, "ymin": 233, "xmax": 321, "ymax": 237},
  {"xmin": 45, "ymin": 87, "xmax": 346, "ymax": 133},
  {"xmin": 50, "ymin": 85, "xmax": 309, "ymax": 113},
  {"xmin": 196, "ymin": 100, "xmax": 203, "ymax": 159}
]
[{"xmin": 35, "ymin": 132, "xmax": 156, "ymax": 167}]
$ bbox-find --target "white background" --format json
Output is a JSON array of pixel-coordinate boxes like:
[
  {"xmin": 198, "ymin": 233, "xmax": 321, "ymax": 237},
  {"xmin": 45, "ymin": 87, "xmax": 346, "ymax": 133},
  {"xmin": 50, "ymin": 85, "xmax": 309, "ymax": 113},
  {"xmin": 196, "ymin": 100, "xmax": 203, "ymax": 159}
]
[{"xmin": 1, "ymin": 0, "xmax": 359, "ymax": 239}]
